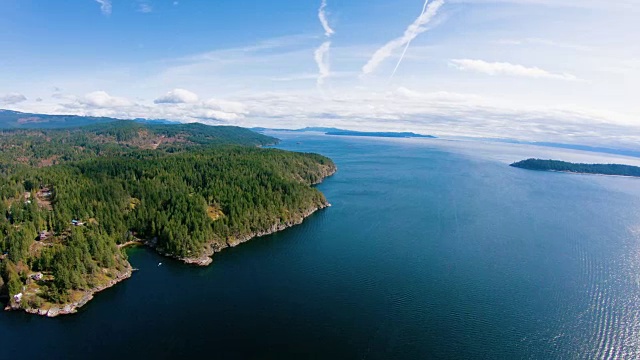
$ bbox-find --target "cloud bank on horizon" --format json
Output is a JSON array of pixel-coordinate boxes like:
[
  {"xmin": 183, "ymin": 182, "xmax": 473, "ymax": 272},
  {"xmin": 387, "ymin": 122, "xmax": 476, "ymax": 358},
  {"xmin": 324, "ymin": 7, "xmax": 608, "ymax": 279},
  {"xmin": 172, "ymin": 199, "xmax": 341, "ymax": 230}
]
[{"xmin": 1, "ymin": 0, "xmax": 639, "ymax": 149}]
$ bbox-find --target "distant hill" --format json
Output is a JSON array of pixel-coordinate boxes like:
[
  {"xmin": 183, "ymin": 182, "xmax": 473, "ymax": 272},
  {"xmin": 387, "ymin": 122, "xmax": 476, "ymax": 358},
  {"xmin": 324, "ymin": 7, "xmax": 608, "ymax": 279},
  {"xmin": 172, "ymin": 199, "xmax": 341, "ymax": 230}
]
[
  {"xmin": 0, "ymin": 120, "xmax": 278, "ymax": 168},
  {"xmin": 0, "ymin": 109, "xmax": 121, "ymax": 129},
  {"xmin": 0, "ymin": 109, "xmax": 179, "ymax": 129}
]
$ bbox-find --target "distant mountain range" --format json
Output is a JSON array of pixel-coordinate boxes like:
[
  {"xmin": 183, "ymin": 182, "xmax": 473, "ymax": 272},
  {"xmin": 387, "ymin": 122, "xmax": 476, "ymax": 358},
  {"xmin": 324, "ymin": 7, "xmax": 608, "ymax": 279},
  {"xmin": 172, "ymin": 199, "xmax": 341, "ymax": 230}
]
[
  {"xmin": 0, "ymin": 111, "xmax": 435, "ymax": 139},
  {"xmin": 0, "ymin": 109, "xmax": 176, "ymax": 129}
]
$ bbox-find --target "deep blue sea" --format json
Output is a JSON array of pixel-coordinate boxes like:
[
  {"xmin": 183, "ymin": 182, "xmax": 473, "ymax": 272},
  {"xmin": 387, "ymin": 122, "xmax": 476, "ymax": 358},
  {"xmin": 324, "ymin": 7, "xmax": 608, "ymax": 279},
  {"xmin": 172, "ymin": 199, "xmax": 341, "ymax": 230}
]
[{"xmin": 2, "ymin": 132, "xmax": 640, "ymax": 359}]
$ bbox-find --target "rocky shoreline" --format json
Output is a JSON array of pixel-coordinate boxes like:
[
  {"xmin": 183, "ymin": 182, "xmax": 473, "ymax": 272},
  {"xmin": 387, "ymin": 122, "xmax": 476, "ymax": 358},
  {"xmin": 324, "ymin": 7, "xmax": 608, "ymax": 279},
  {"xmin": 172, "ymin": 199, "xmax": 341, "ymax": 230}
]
[
  {"xmin": 7, "ymin": 264, "xmax": 133, "ymax": 317},
  {"xmin": 162, "ymin": 202, "xmax": 331, "ymax": 266},
  {"xmin": 165, "ymin": 165, "xmax": 337, "ymax": 266}
]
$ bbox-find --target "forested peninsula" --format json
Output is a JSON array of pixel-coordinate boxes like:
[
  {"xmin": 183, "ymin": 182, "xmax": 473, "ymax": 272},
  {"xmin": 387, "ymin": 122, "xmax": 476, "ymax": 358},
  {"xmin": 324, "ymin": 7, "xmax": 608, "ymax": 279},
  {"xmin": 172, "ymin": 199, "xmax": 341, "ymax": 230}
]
[
  {"xmin": 0, "ymin": 121, "xmax": 336, "ymax": 316},
  {"xmin": 511, "ymin": 159, "xmax": 640, "ymax": 177}
]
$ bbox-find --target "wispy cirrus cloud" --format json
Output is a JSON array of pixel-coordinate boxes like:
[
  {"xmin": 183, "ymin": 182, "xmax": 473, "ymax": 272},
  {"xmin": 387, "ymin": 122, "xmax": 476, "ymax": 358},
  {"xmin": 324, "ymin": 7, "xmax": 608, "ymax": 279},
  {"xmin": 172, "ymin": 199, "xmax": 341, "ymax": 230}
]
[
  {"xmin": 450, "ymin": 59, "xmax": 579, "ymax": 81},
  {"xmin": 95, "ymin": 0, "xmax": 112, "ymax": 16},
  {"xmin": 362, "ymin": 0, "xmax": 444, "ymax": 76}
]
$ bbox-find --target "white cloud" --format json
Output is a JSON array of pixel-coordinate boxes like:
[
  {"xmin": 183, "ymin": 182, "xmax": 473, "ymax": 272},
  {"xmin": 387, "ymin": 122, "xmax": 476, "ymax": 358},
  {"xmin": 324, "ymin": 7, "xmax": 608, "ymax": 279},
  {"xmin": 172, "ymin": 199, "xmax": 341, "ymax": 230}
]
[
  {"xmin": 318, "ymin": 0, "xmax": 335, "ymax": 37},
  {"xmin": 362, "ymin": 0, "xmax": 444, "ymax": 76},
  {"xmin": 204, "ymin": 98, "xmax": 248, "ymax": 114},
  {"xmin": 314, "ymin": 41, "xmax": 332, "ymax": 86},
  {"xmin": 81, "ymin": 91, "xmax": 132, "ymax": 108},
  {"xmin": 57, "ymin": 94, "xmax": 246, "ymax": 125},
  {"xmin": 95, "ymin": 0, "xmax": 112, "ymax": 16},
  {"xmin": 198, "ymin": 110, "xmax": 243, "ymax": 122},
  {"xmin": 495, "ymin": 38, "xmax": 593, "ymax": 52},
  {"xmin": 154, "ymin": 89, "xmax": 199, "ymax": 104},
  {"xmin": 450, "ymin": 59, "xmax": 579, "ymax": 81},
  {"xmin": 0, "ymin": 93, "xmax": 27, "ymax": 105}
]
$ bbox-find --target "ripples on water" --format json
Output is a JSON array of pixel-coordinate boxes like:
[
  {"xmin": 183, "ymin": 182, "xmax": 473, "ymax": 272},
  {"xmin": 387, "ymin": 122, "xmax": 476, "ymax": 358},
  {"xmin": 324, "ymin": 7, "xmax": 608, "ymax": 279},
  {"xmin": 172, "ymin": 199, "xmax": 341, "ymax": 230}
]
[{"xmin": 284, "ymin": 135, "xmax": 640, "ymax": 359}]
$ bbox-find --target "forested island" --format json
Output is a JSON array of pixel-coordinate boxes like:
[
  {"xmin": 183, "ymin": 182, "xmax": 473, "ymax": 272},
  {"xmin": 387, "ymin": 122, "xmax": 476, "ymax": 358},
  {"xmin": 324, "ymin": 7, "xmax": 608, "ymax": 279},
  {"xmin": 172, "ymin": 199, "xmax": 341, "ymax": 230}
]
[
  {"xmin": 0, "ymin": 120, "xmax": 336, "ymax": 316},
  {"xmin": 510, "ymin": 159, "xmax": 640, "ymax": 177},
  {"xmin": 325, "ymin": 130, "xmax": 435, "ymax": 138}
]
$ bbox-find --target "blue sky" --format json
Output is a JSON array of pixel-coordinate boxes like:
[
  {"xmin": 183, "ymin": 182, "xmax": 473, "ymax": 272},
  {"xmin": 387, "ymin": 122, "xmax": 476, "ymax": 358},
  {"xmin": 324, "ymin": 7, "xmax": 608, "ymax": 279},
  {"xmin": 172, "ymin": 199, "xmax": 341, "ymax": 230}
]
[{"xmin": 1, "ymin": 0, "xmax": 639, "ymax": 148}]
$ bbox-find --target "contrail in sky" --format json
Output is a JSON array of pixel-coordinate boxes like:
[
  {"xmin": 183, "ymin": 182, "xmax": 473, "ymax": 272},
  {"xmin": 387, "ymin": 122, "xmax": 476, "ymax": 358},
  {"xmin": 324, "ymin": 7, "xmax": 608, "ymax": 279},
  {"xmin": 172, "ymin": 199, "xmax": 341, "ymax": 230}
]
[
  {"xmin": 391, "ymin": 0, "xmax": 430, "ymax": 79},
  {"xmin": 318, "ymin": 0, "xmax": 335, "ymax": 37},
  {"xmin": 315, "ymin": 1, "xmax": 334, "ymax": 88},
  {"xmin": 315, "ymin": 41, "xmax": 332, "ymax": 86},
  {"xmin": 362, "ymin": 0, "xmax": 444, "ymax": 76}
]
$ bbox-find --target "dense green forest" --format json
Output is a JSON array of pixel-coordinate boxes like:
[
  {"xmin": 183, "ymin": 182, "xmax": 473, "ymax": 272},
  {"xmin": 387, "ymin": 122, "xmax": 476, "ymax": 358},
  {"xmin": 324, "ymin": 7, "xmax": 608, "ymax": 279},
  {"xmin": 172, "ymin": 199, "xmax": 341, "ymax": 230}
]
[
  {"xmin": 0, "ymin": 120, "xmax": 276, "ymax": 169},
  {"xmin": 0, "ymin": 121, "xmax": 335, "ymax": 311},
  {"xmin": 510, "ymin": 159, "xmax": 640, "ymax": 177}
]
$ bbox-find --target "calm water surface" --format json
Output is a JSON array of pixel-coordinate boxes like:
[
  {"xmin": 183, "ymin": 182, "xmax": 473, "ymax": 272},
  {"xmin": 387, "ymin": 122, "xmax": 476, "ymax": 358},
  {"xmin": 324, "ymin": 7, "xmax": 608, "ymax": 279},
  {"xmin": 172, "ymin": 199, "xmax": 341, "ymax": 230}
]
[{"xmin": 2, "ymin": 133, "xmax": 640, "ymax": 359}]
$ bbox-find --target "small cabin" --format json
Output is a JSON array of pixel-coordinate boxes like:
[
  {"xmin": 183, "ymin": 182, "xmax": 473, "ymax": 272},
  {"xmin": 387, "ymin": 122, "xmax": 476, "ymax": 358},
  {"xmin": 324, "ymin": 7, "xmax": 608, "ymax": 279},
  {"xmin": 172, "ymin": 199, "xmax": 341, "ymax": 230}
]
[
  {"xmin": 39, "ymin": 231, "xmax": 48, "ymax": 241},
  {"xmin": 13, "ymin": 293, "xmax": 23, "ymax": 303},
  {"xmin": 31, "ymin": 273, "xmax": 43, "ymax": 281}
]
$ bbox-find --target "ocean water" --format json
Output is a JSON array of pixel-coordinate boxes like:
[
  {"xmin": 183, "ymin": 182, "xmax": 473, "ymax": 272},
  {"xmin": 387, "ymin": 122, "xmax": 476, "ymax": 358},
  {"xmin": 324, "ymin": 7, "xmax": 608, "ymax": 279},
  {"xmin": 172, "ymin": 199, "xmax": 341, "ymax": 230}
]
[{"xmin": 2, "ymin": 133, "xmax": 640, "ymax": 359}]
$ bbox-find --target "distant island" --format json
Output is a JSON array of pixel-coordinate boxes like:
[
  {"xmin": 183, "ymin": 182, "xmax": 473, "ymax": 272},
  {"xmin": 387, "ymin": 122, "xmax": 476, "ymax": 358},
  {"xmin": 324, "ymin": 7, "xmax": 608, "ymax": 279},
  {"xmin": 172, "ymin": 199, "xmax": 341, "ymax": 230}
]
[
  {"xmin": 0, "ymin": 117, "xmax": 336, "ymax": 317},
  {"xmin": 510, "ymin": 159, "xmax": 640, "ymax": 177},
  {"xmin": 326, "ymin": 130, "xmax": 435, "ymax": 138},
  {"xmin": 251, "ymin": 126, "xmax": 436, "ymax": 139}
]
